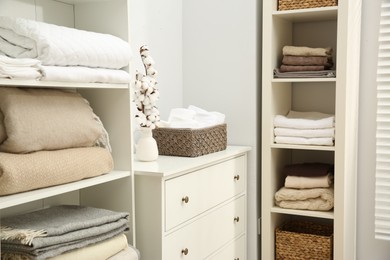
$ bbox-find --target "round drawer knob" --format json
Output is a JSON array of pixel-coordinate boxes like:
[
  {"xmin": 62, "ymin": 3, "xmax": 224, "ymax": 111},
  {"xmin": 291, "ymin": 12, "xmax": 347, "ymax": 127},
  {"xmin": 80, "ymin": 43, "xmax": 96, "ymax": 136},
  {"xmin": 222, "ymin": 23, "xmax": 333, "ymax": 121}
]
[
  {"xmin": 182, "ymin": 196, "xmax": 189, "ymax": 204},
  {"xmin": 234, "ymin": 175, "xmax": 240, "ymax": 181},
  {"xmin": 181, "ymin": 248, "xmax": 189, "ymax": 255},
  {"xmin": 234, "ymin": 216, "xmax": 240, "ymax": 223},
  {"xmin": 234, "ymin": 258, "xmax": 240, "ymax": 260}
]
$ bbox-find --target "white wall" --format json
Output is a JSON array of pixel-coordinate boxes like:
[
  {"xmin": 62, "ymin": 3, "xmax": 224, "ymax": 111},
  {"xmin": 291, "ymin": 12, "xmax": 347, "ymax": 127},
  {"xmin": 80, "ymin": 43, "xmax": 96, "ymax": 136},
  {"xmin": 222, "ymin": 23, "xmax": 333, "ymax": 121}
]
[
  {"xmin": 129, "ymin": 0, "xmax": 183, "ymax": 120},
  {"xmin": 357, "ymin": 0, "xmax": 390, "ymax": 258},
  {"xmin": 182, "ymin": 0, "xmax": 259, "ymax": 259}
]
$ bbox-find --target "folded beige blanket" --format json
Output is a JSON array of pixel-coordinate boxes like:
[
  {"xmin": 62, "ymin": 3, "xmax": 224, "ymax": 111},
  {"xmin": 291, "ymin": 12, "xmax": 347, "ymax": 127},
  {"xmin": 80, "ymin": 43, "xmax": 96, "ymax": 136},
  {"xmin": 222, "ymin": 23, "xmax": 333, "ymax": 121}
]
[
  {"xmin": 0, "ymin": 147, "xmax": 113, "ymax": 196},
  {"xmin": 0, "ymin": 87, "xmax": 103, "ymax": 153},
  {"xmin": 279, "ymin": 65, "xmax": 331, "ymax": 72},
  {"xmin": 48, "ymin": 234, "xmax": 128, "ymax": 260},
  {"xmin": 275, "ymin": 186, "xmax": 334, "ymax": 211},
  {"xmin": 282, "ymin": 55, "xmax": 333, "ymax": 66},
  {"xmin": 107, "ymin": 246, "xmax": 140, "ymax": 260},
  {"xmin": 282, "ymin": 46, "xmax": 332, "ymax": 57}
]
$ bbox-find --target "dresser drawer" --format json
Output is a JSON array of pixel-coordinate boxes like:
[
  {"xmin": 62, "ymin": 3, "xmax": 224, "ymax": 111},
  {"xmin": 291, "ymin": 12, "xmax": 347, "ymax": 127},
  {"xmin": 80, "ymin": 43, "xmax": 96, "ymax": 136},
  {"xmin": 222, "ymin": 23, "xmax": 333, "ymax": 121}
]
[
  {"xmin": 206, "ymin": 235, "xmax": 246, "ymax": 260},
  {"xmin": 163, "ymin": 196, "xmax": 246, "ymax": 260},
  {"xmin": 165, "ymin": 156, "xmax": 246, "ymax": 230}
]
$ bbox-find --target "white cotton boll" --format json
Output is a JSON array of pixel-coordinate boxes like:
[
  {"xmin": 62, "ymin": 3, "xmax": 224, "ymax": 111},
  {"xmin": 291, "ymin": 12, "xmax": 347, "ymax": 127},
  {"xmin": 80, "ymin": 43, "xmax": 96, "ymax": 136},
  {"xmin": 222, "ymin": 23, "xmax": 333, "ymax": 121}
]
[
  {"xmin": 146, "ymin": 87, "xmax": 154, "ymax": 95},
  {"xmin": 143, "ymin": 56, "xmax": 154, "ymax": 66},
  {"xmin": 137, "ymin": 94, "xmax": 145, "ymax": 102},
  {"xmin": 148, "ymin": 115, "xmax": 156, "ymax": 122},
  {"xmin": 134, "ymin": 80, "xmax": 142, "ymax": 89},
  {"xmin": 135, "ymin": 72, "xmax": 143, "ymax": 81},
  {"xmin": 141, "ymin": 81, "xmax": 149, "ymax": 91},
  {"xmin": 147, "ymin": 67, "xmax": 158, "ymax": 77},
  {"xmin": 145, "ymin": 120, "xmax": 152, "ymax": 127},
  {"xmin": 149, "ymin": 124, "xmax": 156, "ymax": 130},
  {"xmin": 143, "ymin": 97, "xmax": 150, "ymax": 105},
  {"xmin": 145, "ymin": 109, "xmax": 152, "ymax": 116},
  {"xmin": 149, "ymin": 93, "xmax": 158, "ymax": 103}
]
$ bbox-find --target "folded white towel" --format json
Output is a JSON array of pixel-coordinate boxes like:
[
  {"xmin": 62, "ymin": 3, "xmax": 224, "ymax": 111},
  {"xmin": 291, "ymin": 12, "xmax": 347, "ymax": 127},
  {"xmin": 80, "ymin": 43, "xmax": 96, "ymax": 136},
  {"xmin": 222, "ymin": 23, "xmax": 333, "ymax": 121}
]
[
  {"xmin": 274, "ymin": 127, "xmax": 335, "ymax": 138},
  {"xmin": 0, "ymin": 16, "xmax": 132, "ymax": 69},
  {"xmin": 0, "ymin": 55, "xmax": 42, "ymax": 79},
  {"xmin": 166, "ymin": 105, "xmax": 225, "ymax": 129},
  {"xmin": 274, "ymin": 136, "xmax": 334, "ymax": 146},
  {"xmin": 274, "ymin": 110, "xmax": 335, "ymax": 129},
  {"xmin": 41, "ymin": 66, "xmax": 131, "ymax": 84},
  {"xmin": 285, "ymin": 174, "xmax": 333, "ymax": 189}
]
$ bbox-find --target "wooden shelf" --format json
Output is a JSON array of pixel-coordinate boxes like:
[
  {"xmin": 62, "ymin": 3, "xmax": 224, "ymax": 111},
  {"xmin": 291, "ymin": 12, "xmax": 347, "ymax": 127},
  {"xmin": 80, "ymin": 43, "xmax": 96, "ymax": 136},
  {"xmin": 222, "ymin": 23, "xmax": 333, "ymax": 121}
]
[
  {"xmin": 271, "ymin": 143, "xmax": 335, "ymax": 151},
  {"xmin": 0, "ymin": 79, "xmax": 129, "ymax": 90},
  {"xmin": 271, "ymin": 206, "xmax": 334, "ymax": 219},
  {"xmin": 273, "ymin": 6, "xmax": 338, "ymax": 22},
  {"xmin": 272, "ymin": 77, "xmax": 336, "ymax": 83},
  {"xmin": 0, "ymin": 170, "xmax": 130, "ymax": 210}
]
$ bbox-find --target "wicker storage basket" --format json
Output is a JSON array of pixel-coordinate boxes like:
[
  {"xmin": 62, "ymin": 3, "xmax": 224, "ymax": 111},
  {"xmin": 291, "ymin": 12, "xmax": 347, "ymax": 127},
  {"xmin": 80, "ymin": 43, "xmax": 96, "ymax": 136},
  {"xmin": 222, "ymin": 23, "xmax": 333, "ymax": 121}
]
[
  {"xmin": 152, "ymin": 124, "xmax": 227, "ymax": 157},
  {"xmin": 278, "ymin": 0, "xmax": 338, "ymax": 11},
  {"xmin": 275, "ymin": 221, "xmax": 333, "ymax": 260}
]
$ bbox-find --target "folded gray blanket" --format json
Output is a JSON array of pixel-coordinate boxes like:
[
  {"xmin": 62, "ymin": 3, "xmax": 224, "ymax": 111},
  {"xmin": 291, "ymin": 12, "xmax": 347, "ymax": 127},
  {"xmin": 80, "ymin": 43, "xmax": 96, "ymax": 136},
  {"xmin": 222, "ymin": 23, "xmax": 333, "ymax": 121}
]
[
  {"xmin": 274, "ymin": 68, "xmax": 336, "ymax": 78},
  {"xmin": 1, "ymin": 205, "xmax": 130, "ymax": 259},
  {"xmin": 0, "ymin": 87, "xmax": 105, "ymax": 153}
]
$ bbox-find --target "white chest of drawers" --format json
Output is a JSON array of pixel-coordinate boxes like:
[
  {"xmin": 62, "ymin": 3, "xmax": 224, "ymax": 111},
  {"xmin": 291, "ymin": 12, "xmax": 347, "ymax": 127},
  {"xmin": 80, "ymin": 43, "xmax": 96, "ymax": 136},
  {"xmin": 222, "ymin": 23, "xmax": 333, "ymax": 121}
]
[{"xmin": 134, "ymin": 146, "xmax": 250, "ymax": 260}]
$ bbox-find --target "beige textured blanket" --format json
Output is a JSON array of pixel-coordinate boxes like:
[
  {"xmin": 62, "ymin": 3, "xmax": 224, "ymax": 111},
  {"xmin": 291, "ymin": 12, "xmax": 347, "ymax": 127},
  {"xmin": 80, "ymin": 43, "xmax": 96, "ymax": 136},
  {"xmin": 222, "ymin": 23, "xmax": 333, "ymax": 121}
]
[
  {"xmin": 0, "ymin": 87, "xmax": 103, "ymax": 153},
  {"xmin": 0, "ymin": 147, "xmax": 113, "ymax": 196},
  {"xmin": 275, "ymin": 186, "xmax": 334, "ymax": 211}
]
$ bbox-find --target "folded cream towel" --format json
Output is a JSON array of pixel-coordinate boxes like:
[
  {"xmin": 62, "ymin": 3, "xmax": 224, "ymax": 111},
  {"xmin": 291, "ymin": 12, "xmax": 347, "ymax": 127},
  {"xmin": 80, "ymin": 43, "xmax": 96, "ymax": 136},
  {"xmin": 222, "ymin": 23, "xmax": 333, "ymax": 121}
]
[
  {"xmin": 274, "ymin": 136, "xmax": 334, "ymax": 146},
  {"xmin": 274, "ymin": 127, "xmax": 335, "ymax": 138},
  {"xmin": 274, "ymin": 110, "xmax": 335, "ymax": 129},
  {"xmin": 275, "ymin": 186, "xmax": 334, "ymax": 211},
  {"xmin": 0, "ymin": 87, "xmax": 103, "ymax": 153},
  {"xmin": 285, "ymin": 174, "xmax": 333, "ymax": 189},
  {"xmin": 282, "ymin": 46, "xmax": 332, "ymax": 57},
  {"xmin": 0, "ymin": 147, "xmax": 113, "ymax": 196}
]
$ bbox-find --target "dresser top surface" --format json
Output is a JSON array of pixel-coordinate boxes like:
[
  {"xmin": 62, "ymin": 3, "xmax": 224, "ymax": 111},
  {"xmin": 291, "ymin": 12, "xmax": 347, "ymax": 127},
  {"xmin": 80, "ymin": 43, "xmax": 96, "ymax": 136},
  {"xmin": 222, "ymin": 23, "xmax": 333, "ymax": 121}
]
[{"xmin": 133, "ymin": 146, "xmax": 251, "ymax": 178}]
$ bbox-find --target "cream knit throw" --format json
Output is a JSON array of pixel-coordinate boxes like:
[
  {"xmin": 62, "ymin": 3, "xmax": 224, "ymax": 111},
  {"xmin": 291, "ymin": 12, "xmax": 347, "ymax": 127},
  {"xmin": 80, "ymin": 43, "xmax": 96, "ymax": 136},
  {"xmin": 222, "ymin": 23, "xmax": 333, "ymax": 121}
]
[
  {"xmin": 275, "ymin": 186, "xmax": 334, "ymax": 211},
  {"xmin": 0, "ymin": 87, "xmax": 102, "ymax": 153},
  {"xmin": 0, "ymin": 147, "xmax": 113, "ymax": 196}
]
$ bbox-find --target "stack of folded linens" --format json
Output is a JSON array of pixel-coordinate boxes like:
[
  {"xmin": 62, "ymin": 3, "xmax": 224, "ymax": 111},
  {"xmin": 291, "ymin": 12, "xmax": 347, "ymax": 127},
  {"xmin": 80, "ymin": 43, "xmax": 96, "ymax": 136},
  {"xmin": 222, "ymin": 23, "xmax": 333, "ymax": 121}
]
[
  {"xmin": 0, "ymin": 16, "xmax": 132, "ymax": 83},
  {"xmin": 275, "ymin": 162, "xmax": 334, "ymax": 211},
  {"xmin": 0, "ymin": 87, "xmax": 113, "ymax": 196},
  {"xmin": 274, "ymin": 110, "xmax": 335, "ymax": 146},
  {"xmin": 274, "ymin": 45, "xmax": 336, "ymax": 78},
  {"xmin": 0, "ymin": 205, "xmax": 136, "ymax": 260}
]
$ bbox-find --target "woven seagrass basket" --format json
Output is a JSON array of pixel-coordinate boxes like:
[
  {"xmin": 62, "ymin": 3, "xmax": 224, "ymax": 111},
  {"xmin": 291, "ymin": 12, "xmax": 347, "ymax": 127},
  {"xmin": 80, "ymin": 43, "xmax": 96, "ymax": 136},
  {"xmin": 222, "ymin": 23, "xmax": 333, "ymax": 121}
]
[
  {"xmin": 275, "ymin": 221, "xmax": 333, "ymax": 260},
  {"xmin": 278, "ymin": 0, "xmax": 338, "ymax": 11},
  {"xmin": 152, "ymin": 124, "xmax": 227, "ymax": 157}
]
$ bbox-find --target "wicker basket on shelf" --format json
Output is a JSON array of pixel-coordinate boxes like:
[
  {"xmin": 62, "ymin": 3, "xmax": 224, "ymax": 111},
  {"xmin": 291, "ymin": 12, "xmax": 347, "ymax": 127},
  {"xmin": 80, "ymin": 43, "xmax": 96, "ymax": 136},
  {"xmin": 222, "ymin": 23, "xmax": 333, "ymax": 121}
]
[
  {"xmin": 278, "ymin": 0, "xmax": 338, "ymax": 11},
  {"xmin": 275, "ymin": 220, "xmax": 333, "ymax": 260},
  {"xmin": 152, "ymin": 124, "xmax": 227, "ymax": 157}
]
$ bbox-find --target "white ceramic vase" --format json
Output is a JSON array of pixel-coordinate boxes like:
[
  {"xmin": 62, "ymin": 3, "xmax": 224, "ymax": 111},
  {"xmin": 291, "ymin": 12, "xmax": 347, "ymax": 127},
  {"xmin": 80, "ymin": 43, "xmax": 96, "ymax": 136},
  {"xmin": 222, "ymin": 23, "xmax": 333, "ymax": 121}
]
[{"xmin": 136, "ymin": 127, "xmax": 159, "ymax": 161}]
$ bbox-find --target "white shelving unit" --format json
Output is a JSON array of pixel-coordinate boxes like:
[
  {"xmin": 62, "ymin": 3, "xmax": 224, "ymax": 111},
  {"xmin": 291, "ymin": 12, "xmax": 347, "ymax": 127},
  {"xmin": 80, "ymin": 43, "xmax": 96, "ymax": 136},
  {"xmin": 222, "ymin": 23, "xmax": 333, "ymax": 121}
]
[
  {"xmin": 0, "ymin": 0, "xmax": 135, "ymax": 245},
  {"xmin": 262, "ymin": 1, "xmax": 361, "ymax": 259}
]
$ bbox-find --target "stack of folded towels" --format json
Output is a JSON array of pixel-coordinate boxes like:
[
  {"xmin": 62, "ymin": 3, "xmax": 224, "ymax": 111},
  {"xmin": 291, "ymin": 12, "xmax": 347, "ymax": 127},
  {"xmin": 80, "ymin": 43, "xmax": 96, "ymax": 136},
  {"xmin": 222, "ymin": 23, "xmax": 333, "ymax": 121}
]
[
  {"xmin": 0, "ymin": 87, "xmax": 114, "ymax": 196},
  {"xmin": 158, "ymin": 105, "xmax": 226, "ymax": 129},
  {"xmin": 0, "ymin": 205, "xmax": 140, "ymax": 260},
  {"xmin": 275, "ymin": 162, "xmax": 334, "ymax": 211},
  {"xmin": 274, "ymin": 45, "xmax": 335, "ymax": 78},
  {"xmin": 0, "ymin": 16, "xmax": 132, "ymax": 83},
  {"xmin": 274, "ymin": 110, "xmax": 335, "ymax": 146}
]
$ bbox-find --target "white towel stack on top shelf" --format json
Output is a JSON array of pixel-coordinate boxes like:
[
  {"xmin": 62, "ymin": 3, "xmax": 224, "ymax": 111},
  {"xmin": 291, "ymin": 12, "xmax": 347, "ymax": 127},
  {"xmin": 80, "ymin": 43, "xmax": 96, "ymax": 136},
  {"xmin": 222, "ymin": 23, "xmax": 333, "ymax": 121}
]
[{"xmin": 273, "ymin": 110, "xmax": 335, "ymax": 146}]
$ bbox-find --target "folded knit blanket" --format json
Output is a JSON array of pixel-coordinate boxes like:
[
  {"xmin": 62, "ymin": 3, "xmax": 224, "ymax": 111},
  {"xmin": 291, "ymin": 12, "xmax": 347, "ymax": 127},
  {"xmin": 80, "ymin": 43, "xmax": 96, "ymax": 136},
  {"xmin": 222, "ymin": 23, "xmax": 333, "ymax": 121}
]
[
  {"xmin": 273, "ymin": 68, "xmax": 336, "ymax": 78},
  {"xmin": 0, "ymin": 55, "xmax": 43, "ymax": 80},
  {"xmin": 274, "ymin": 127, "xmax": 335, "ymax": 138},
  {"xmin": 285, "ymin": 174, "xmax": 334, "ymax": 189},
  {"xmin": 0, "ymin": 147, "xmax": 113, "ymax": 196},
  {"xmin": 1, "ymin": 205, "xmax": 130, "ymax": 259},
  {"xmin": 274, "ymin": 136, "xmax": 334, "ymax": 146},
  {"xmin": 279, "ymin": 65, "xmax": 331, "ymax": 72},
  {"xmin": 275, "ymin": 186, "xmax": 334, "ymax": 211},
  {"xmin": 0, "ymin": 87, "xmax": 105, "ymax": 153},
  {"xmin": 48, "ymin": 234, "xmax": 129, "ymax": 260}
]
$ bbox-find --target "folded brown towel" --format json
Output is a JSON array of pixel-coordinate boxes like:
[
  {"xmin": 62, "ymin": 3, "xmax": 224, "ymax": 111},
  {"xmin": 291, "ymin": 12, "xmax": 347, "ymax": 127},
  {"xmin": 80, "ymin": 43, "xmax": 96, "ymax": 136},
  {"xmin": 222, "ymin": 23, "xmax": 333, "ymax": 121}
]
[
  {"xmin": 282, "ymin": 55, "xmax": 333, "ymax": 66},
  {"xmin": 0, "ymin": 147, "xmax": 113, "ymax": 196},
  {"xmin": 0, "ymin": 87, "xmax": 103, "ymax": 153},
  {"xmin": 282, "ymin": 46, "xmax": 332, "ymax": 57},
  {"xmin": 283, "ymin": 162, "xmax": 334, "ymax": 177},
  {"xmin": 279, "ymin": 65, "xmax": 331, "ymax": 72}
]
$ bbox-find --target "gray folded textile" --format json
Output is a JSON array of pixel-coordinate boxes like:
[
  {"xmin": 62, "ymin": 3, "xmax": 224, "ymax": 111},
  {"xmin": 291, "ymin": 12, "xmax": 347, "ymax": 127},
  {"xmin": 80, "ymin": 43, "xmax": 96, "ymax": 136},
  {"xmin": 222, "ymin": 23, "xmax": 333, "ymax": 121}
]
[
  {"xmin": 274, "ymin": 68, "xmax": 336, "ymax": 78},
  {"xmin": 1, "ymin": 205, "xmax": 130, "ymax": 259}
]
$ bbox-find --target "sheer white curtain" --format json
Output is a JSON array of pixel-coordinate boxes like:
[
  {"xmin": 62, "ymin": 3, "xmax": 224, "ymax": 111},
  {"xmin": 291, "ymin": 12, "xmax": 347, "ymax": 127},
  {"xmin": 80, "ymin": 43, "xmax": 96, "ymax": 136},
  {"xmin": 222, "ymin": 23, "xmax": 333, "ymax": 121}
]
[{"xmin": 376, "ymin": 0, "xmax": 390, "ymax": 241}]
